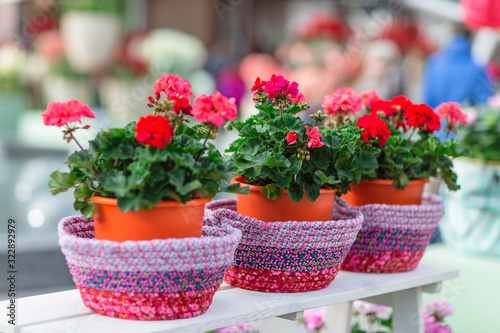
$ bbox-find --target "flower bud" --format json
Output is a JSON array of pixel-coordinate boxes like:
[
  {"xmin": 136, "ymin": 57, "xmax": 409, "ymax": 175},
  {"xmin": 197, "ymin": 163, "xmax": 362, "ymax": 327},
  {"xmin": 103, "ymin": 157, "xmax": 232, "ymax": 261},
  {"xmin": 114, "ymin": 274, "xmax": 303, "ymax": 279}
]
[
  {"xmin": 148, "ymin": 96, "xmax": 154, "ymax": 103},
  {"xmin": 306, "ymin": 155, "xmax": 310, "ymax": 161},
  {"xmin": 83, "ymin": 125, "xmax": 90, "ymax": 129}
]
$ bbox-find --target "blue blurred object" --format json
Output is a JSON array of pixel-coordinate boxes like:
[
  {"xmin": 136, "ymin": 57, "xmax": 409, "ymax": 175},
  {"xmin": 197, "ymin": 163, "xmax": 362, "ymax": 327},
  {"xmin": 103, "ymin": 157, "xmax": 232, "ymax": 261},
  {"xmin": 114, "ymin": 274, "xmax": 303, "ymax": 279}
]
[{"xmin": 423, "ymin": 34, "xmax": 493, "ymax": 109}]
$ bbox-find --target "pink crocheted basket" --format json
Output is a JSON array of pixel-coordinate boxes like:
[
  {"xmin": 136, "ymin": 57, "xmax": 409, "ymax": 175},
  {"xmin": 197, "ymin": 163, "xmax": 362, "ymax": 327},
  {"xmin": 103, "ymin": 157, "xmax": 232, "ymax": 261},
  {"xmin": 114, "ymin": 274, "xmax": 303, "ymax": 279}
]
[
  {"xmin": 58, "ymin": 216, "xmax": 241, "ymax": 320},
  {"xmin": 205, "ymin": 198, "xmax": 363, "ymax": 293},
  {"xmin": 341, "ymin": 194, "xmax": 444, "ymax": 273}
]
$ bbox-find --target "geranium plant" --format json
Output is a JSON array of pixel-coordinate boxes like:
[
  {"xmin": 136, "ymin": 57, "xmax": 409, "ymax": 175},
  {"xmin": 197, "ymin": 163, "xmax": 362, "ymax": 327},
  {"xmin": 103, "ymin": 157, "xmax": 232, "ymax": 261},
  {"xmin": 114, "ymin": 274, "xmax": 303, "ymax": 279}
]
[
  {"xmin": 457, "ymin": 99, "xmax": 500, "ymax": 162},
  {"xmin": 226, "ymin": 74, "xmax": 378, "ymax": 202},
  {"xmin": 322, "ymin": 88, "xmax": 468, "ymax": 190},
  {"xmin": 45, "ymin": 74, "xmax": 247, "ymax": 218}
]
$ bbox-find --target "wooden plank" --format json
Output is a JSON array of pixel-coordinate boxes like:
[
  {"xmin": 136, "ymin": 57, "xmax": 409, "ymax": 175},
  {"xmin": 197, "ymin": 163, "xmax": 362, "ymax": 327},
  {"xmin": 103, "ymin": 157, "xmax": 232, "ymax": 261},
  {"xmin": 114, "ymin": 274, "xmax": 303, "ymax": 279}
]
[
  {"xmin": 1, "ymin": 264, "xmax": 458, "ymax": 333},
  {"xmin": 0, "ymin": 289, "xmax": 93, "ymax": 333}
]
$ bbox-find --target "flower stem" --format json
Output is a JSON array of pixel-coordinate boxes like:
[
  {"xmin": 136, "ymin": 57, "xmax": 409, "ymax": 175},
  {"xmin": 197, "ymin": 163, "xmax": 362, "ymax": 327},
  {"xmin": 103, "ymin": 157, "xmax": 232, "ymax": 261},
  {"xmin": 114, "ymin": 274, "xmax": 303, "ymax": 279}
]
[
  {"xmin": 195, "ymin": 128, "xmax": 211, "ymax": 162},
  {"xmin": 407, "ymin": 127, "xmax": 417, "ymax": 141}
]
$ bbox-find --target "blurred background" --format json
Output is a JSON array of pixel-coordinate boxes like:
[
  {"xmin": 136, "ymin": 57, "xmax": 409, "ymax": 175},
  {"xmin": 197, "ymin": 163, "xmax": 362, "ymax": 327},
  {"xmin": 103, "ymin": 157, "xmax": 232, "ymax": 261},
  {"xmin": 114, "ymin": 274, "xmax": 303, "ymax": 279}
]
[{"xmin": 1, "ymin": 0, "xmax": 500, "ymax": 332}]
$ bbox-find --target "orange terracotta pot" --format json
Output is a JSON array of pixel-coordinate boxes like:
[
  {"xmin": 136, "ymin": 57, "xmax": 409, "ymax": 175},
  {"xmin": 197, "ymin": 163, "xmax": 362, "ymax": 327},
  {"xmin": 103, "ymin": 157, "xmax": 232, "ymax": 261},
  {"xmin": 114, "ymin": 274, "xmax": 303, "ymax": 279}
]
[
  {"xmin": 231, "ymin": 176, "xmax": 336, "ymax": 222},
  {"xmin": 342, "ymin": 179, "xmax": 429, "ymax": 206},
  {"xmin": 92, "ymin": 196, "xmax": 211, "ymax": 241}
]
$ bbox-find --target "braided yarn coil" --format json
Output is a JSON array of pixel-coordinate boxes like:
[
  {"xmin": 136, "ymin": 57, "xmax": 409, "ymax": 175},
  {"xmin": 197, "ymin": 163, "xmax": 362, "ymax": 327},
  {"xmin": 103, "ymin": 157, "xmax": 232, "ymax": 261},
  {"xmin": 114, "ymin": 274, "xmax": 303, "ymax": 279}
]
[
  {"xmin": 58, "ymin": 216, "xmax": 242, "ymax": 320},
  {"xmin": 205, "ymin": 197, "xmax": 363, "ymax": 293},
  {"xmin": 341, "ymin": 194, "xmax": 445, "ymax": 273}
]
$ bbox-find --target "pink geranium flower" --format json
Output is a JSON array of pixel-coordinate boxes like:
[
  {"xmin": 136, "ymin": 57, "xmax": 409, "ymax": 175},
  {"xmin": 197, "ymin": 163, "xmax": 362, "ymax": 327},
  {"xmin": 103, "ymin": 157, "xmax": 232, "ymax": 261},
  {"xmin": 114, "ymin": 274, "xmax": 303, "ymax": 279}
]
[
  {"xmin": 322, "ymin": 87, "xmax": 362, "ymax": 117},
  {"xmin": 302, "ymin": 307, "xmax": 325, "ymax": 332},
  {"xmin": 435, "ymin": 102, "xmax": 467, "ymax": 126},
  {"xmin": 192, "ymin": 92, "xmax": 237, "ymax": 127},
  {"xmin": 153, "ymin": 74, "xmax": 194, "ymax": 99},
  {"xmin": 286, "ymin": 132, "xmax": 298, "ymax": 145},
  {"xmin": 42, "ymin": 100, "xmax": 95, "ymax": 127},
  {"xmin": 305, "ymin": 125, "xmax": 324, "ymax": 148},
  {"xmin": 425, "ymin": 299, "xmax": 453, "ymax": 319},
  {"xmin": 359, "ymin": 89, "xmax": 381, "ymax": 108}
]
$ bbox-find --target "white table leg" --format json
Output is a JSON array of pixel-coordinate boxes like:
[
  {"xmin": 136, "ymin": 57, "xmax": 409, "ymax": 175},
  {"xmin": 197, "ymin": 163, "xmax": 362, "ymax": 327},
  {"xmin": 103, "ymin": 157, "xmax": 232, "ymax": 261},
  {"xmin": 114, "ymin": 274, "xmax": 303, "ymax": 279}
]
[
  {"xmin": 391, "ymin": 287, "xmax": 423, "ymax": 333},
  {"xmin": 321, "ymin": 301, "xmax": 353, "ymax": 333}
]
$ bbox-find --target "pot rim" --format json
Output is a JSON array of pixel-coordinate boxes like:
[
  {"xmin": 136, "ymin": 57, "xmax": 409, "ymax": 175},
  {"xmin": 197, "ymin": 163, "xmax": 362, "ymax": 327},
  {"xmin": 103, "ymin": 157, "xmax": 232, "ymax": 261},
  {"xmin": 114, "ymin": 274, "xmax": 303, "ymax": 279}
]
[
  {"xmin": 358, "ymin": 179, "xmax": 429, "ymax": 185},
  {"xmin": 92, "ymin": 196, "xmax": 211, "ymax": 207},
  {"xmin": 231, "ymin": 176, "xmax": 337, "ymax": 194}
]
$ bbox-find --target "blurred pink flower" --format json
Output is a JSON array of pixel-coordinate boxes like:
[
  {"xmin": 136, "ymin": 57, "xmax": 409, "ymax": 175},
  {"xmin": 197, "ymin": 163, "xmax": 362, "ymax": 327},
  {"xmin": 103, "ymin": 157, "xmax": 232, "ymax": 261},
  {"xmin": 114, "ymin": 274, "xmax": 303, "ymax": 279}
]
[
  {"xmin": 487, "ymin": 95, "xmax": 500, "ymax": 108},
  {"xmin": 425, "ymin": 299, "xmax": 453, "ymax": 320},
  {"xmin": 42, "ymin": 100, "xmax": 95, "ymax": 127},
  {"xmin": 435, "ymin": 102, "xmax": 467, "ymax": 126},
  {"xmin": 353, "ymin": 301, "xmax": 387, "ymax": 315},
  {"xmin": 425, "ymin": 321, "xmax": 453, "ymax": 333},
  {"xmin": 462, "ymin": 107, "xmax": 477, "ymax": 125},
  {"xmin": 302, "ymin": 307, "xmax": 325, "ymax": 332},
  {"xmin": 322, "ymin": 87, "xmax": 362, "ymax": 117},
  {"xmin": 35, "ymin": 30, "xmax": 65, "ymax": 62},
  {"xmin": 153, "ymin": 74, "xmax": 194, "ymax": 99},
  {"xmin": 359, "ymin": 89, "xmax": 382, "ymax": 108},
  {"xmin": 192, "ymin": 92, "xmax": 237, "ymax": 127}
]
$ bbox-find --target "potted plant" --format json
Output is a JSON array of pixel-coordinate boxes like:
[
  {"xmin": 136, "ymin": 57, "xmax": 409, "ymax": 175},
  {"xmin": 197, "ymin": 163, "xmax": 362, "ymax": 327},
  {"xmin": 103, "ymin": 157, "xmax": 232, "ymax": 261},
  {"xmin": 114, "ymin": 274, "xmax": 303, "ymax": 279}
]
[
  {"xmin": 439, "ymin": 100, "xmax": 500, "ymax": 256},
  {"xmin": 225, "ymin": 74, "xmax": 378, "ymax": 221},
  {"xmin": 44, "ymin": 73, "xmax": 248, "ymax": 241},
  {"xmin": 60, "ymin": 0, "xmax": 123, "ymax": 73},
  {"xmin": 327, "ymin": 90, "xmax": 468, "ymax": 206}
]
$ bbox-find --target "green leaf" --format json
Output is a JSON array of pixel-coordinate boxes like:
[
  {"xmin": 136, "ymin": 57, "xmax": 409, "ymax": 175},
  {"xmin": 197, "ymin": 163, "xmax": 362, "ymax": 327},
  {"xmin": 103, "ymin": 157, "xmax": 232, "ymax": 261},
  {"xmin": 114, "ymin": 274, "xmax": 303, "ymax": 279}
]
[
  {"xmin": 314, "ymin": 170, "xmax": 340, "ymax": 186},
  {"xmin": 262, "ymin": 154, "xmax": 291, "ymax": 168},
  {"xmin": 304, "ymin": 182, "xmax": 320, "ymax": 202},
  {"xmin": 260, "ymin": 183, "xmax": 282, "ymax": 201},
  {"xmin": 238, "ymin": 139, "xmax": 262, "ymax": 156},
  {"xmin": 338, "ymin": 169, "xmax": 353, "ymax": 181},
  {"xmin": 67, "ymin": 150, "xmax": 95, "ymax": 169},
  {"xmin": 355, "ymin": 151, "xmax": 378, "ymax": 173},
  {"xmin": 287, "ymin": 182, "xmax": 304, "ymax": 202},
  {"xmin": 98, "ymin": 170, "xmax": 128, "ymax": 196},
  {"xmin": 48, "ymin": 171, "xmax": 75, "ymax": 195}
]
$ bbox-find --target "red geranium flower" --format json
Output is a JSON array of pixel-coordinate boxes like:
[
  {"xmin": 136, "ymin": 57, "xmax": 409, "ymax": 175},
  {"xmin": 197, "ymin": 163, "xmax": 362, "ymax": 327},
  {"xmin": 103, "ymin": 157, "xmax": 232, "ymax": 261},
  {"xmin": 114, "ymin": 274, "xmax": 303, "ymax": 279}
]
[
  {"xmin": 135, "ymin": 115, "xmax": 173, "ymax": 148},
  {"xmin": 357, "ymin": 114, "xmax": 391, "ymax": 146},
  {"xmin": 251, "ymin": 77, "xmax": 267, "ymax": 93},
  {"xmin": 42, "ymin": 100, "xmax": 95, "ymax": 127},
  {"xmin": 170, "ymin": 96, "xmax": 193, "ymax": 116},
  {"xmin": 391, "ymin": 95, "xmax": 412, "ymax": 111},
  {"xmin": 371, "ymin": 100, "xmax": 397, "ymax": 117},
  {"xmin": 405, "ymin": 104, "xmax": 441, "ymax": 132}
]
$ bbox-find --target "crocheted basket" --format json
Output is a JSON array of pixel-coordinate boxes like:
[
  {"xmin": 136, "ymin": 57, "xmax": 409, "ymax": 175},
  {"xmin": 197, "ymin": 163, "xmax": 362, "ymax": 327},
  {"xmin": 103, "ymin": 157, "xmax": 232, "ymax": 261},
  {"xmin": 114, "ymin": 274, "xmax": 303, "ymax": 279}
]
[
  {"xmin": 58, "ymin": 216, "xmax": 242, "ymax": 320},
  {"xmin": 341, "ymin": 194, "xmax": 444, "ymax": 273},
  {"xmin": 205, "ymin": 198, "xmax": 363, "ymax": 293}
]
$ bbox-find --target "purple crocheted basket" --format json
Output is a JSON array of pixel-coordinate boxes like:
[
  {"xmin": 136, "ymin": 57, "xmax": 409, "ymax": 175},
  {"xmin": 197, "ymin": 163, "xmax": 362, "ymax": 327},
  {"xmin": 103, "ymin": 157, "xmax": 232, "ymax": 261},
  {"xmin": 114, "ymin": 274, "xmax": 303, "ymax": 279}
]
[
  {"xmin": 58, "ymin": 216, "xmax": 241, "ymax": 320},
  {"xmin": 341, "ymin": 194, "xmax": 444, "ymax": 273},
  {"xmin": 205, "ymin": 198, "xmax": 363, "ymax": 293}
]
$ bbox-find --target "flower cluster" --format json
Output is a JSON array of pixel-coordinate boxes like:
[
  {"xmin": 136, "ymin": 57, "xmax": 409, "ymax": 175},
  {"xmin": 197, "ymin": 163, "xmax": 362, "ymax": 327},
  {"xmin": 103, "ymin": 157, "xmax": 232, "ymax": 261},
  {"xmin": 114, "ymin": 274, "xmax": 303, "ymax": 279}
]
[
  {"xmin": 135, "ymin": 115, "xmax": 173, "ymax": 148},
  {"xmin": 42, "ymin": 99, "xmax": 95, "ymax": 127},
  {"xmin": 41, "ymin": 99, "xmax": 95, "ymax": 145},
  {"xmin": 371, "ymin": 95, "xmax": 412, "ymax": 130},
  {"xmin": 435, "ymin": 101, "xmax": 468, "ymax": 135},
  {"xmin": 299, "ymin": 307, "xmax": 325, "ymax": 332},
  {"xmin": 405, "ymin": 103, "xmax": 441, "ymax": 133},
  {"xmin": 149, "ymin": 74, "xmax": 194, "ymax": 116},
  {"xmin": 251, "ymin": 74, "xmax": 308, "ymax": 114},
  {"xmin": 357, "ymin": 114, "xmax": 391, "ymax": 147},
  {"xmin": 192, "ymin": 91, "xmax": 237, "ymax": 127},
  {"xmin": 424, "ymin": 299, "xmax": 453, "ymax": 333},
  {"xmin": 322, "ymin": 87, "xmax": 362, "ymax": 127}
]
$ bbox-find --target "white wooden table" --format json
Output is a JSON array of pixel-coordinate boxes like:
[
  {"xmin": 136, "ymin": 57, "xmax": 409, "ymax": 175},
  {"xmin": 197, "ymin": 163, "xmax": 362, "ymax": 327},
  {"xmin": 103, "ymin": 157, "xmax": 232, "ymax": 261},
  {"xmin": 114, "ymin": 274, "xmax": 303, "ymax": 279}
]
[{"xmin": 0, "ymin": 264, "xmax": 458, "ymax": 333}]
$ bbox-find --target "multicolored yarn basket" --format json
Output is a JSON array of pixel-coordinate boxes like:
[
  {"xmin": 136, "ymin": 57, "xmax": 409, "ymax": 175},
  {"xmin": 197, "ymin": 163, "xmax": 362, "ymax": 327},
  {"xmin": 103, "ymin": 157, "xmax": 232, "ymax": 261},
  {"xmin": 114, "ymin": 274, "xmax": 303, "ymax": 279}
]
[
  {"xmin": 205, "ymin": 198, "xmax": 363, "ymax": 293},
  {"xmin": 58, "ymin": 216, "xmax": 242, "ymax": 320},
  {"xmin": 341, "ymin": 194, "xmax": 445, "ymax": 273}
]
